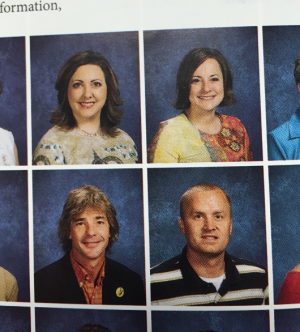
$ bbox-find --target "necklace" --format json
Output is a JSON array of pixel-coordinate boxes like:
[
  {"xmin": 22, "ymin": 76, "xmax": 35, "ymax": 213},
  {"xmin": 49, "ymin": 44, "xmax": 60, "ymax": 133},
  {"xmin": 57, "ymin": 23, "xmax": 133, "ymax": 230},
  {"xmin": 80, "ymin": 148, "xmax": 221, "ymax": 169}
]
[{"xmin": 77, "ymin": 126, "xmax": 102, "ymax": 137}]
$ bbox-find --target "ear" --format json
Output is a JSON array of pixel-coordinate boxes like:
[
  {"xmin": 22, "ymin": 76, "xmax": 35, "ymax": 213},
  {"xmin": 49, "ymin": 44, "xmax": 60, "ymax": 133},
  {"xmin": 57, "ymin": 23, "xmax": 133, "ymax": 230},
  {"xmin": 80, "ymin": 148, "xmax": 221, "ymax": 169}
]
[
  {"xmin": 229, "ymin": 219, "xmax": 233, "ymax": 236},
  {"xmin": 297, "ymin": 83, "xmax": 300, "ymax": 93},
  {"xmin": 178, "ymin": 218, "xmax": 186, "ymax": 235}
]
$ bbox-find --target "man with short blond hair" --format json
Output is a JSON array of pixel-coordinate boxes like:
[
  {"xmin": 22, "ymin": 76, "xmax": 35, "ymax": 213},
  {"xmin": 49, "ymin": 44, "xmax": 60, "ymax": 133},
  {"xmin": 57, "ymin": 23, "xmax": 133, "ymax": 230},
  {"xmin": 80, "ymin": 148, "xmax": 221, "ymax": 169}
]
[{"xmin": 151, "ymin": 183, "xmax": 268, "ymax": 306}]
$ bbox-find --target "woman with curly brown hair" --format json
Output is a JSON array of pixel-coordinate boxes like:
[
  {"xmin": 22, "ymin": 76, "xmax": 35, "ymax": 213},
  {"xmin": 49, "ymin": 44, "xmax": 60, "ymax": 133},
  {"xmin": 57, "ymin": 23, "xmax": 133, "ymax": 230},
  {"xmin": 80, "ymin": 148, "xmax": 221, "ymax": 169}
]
[{"xmin": 33, "ymin": 51, "xmax": 138, "ymax": 165}]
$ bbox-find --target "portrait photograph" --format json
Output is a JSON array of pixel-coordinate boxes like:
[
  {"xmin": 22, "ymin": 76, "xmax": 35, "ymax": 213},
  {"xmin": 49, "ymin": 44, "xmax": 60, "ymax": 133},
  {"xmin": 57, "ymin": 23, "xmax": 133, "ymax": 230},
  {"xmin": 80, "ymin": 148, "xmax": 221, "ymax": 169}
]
[
  {"xmin": 33, "ymin": 168, "xmax": 145, "ymax": 305},
  {"xmin": 148, "ymin": 166, "xmax": 267, "ymax": 267},
  {"xmin": 144, "ymin": 27, "xmax": 262, "ymax": 162},
  {"xmin": 269, "ymin": 165, "xmax": 300, "ymax": 304},
  {"xmin": 0, "ymin": 37, "xmax": 26, "ymax": 165},
  {"xmin": 148, "ymin": 166, "xmax": 268, "ymax": 306},
  {"xmin": 0, "ymin": 170, "xmax": 29, "ymax": 302},
  {"xmin": 30, "ymin": 31, "xmax": 141, "ymax": 165},
  {"xmin": 35, "ymin": 307, "xmax": 146, "ymax": 332},
  {"xmin": 152, "ymin": 310, "xmax": 269, "ymax": 332},
  {"xmin": 264, "ymin": 26, "xmax": 300, "ymax": 160},
  {"xmin": 0, "ymin": 306, "xmax": 30, "ymax": 332}
]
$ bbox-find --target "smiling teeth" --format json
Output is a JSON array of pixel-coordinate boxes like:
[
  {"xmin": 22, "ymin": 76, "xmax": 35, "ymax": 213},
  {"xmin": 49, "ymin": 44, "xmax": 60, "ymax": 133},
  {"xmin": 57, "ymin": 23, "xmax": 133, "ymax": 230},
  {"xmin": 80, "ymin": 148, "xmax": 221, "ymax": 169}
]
[{"xmin": 199, "ymin": 96, "xmax": 214, "ymax": 99}]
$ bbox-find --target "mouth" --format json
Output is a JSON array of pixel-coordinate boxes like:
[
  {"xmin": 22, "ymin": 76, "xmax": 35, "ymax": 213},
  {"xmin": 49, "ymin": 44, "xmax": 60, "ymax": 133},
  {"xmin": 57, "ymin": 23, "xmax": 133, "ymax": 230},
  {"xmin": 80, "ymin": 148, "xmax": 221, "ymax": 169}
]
[
  {"xmin": 82, "ymin": 241, "xmax": 100, "ymax": 248},
  {"xmin": 201, "ymin": 235, "xmax": 218, "ymax": 240},
  {"xmin": 198, "ymin": 96, "xmax": 215, "ymax": 100},
  {"xmin": 79, "ymin": 102, "xmax": 95, "ymax": 109}
]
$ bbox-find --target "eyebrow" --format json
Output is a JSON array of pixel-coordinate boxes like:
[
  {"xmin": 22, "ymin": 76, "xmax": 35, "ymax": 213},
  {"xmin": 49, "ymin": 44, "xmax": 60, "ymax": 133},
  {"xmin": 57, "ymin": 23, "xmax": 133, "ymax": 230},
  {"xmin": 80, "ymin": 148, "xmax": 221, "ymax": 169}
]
[
  {"xmin": 192, "ymin": 74, "xmax": 220, "ymax": 78},
  {"xmin": 71, "ymin": 78, "xmax": 103, "ymax": 82},
  {"xmin": 72, "ymin": 215, "xmax": 106, "ymax": 222}
]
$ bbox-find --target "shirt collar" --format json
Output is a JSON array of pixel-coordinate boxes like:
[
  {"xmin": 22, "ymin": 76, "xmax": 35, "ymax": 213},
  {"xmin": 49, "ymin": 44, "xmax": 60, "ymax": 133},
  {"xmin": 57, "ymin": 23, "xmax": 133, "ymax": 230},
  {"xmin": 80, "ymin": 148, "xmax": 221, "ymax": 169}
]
[
  {"xmin": 70, "ymin": 250, "xmax": 105, "ymax": 287},
  {"xmin": 179, "ymin": 246, "xmax": 241, "ymax": 292}
]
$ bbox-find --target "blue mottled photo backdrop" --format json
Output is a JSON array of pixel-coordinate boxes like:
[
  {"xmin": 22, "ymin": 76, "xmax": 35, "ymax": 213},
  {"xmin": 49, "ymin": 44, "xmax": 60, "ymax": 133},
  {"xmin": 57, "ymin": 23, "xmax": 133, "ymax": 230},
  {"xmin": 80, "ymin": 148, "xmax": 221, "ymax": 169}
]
[
  {"xmin": 263, "ymin": 26, "xmax": 300, "ymax": 134},
  {"xmin": 33, "ymin": 168, "xmax": 145, "ymax": 282},
  {"xmin": 0, "ymin": 306, "xmax": 30, "ymax": 332},
  {"xmin": 275, "ymin": 308, "xmax": 300, "ymax": 332},
  {"xmin": 152, "ymin": 310, "xmax": 269, "ymax": 332},
  {"xmin": 30, "ymin": 32, "xmax": 142, "ymax": 161},
  {"xmin": 269, "ymin": 165, "xmax": 300, "ymax": 302},
  {"xmin": 35, "ymin": 307, "xmax": 146, "ymax": 332},
  {"xmin": 148, "ymin": 166, "xmax": 267, "ymax": 268},
  {"xmin": 144, "ymin": 27, "xmax": 262, "ymax": 160},
  {"xmin": 0, "ymin": 37, "xmax": 27, "ymax": 165},
  {"xmin": 0, "ymin": 170, "xmax": 29, "ymax": 302}
]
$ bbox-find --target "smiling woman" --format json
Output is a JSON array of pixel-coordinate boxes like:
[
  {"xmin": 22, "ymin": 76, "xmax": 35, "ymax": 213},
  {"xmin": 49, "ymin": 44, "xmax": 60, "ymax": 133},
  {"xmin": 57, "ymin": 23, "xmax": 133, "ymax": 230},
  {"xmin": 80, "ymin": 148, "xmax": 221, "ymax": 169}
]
[
  {"xmin": 147, "ymin": 48, "xmax": 253, "ymax": 163},
  {"xmin": 33, "ymin": 51, "xmax": 138, "ymax": 165}
]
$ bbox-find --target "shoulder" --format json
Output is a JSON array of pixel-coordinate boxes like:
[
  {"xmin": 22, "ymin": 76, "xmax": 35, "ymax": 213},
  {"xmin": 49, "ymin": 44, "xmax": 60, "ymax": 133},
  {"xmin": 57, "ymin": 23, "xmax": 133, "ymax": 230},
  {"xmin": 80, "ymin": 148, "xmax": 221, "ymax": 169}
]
[
  {"xmin": 112, "ymin": 129, "xmax": 136, "ymax": 145},
  {"xmin": 269, "ymin": 121, "xmax": 289, "ymax": 138},
  {"xmin": 229, "ymin": 254, "xmax": 267, "ymax": 274},
  {"xmin": 219, "ymin": 114, "xmax": 245, "ymax": 127},
  {"xmin": 38, "ymin": 126, "xmax": 67, "ymax": 141},
  {"xmin": 159, "ymin": 113, "xmax": 193, "ymax": 130},
  {"xmin": 0, "ymin": 266, "xmax": 17, "ymax": 282},
  {"xmin": 150, "ymin": 254, "xmax": 182, "ymax": 275},
  {"xmin": 35, "ymin": 255, "xmax": 70, "ymax": 280},
  {"xmin": 105, "ymin": 257, "xmax": 142, "ymax": 279}
]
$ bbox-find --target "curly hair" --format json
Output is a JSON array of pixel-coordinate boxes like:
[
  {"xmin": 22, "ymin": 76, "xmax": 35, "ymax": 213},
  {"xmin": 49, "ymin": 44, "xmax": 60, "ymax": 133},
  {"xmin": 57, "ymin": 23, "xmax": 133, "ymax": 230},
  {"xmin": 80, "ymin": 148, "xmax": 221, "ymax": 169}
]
[
  {"xmin": 173, "ymin": 48, "xmax": 236, "ymax": 110},
  {"xmin": 57, "ymin": 185, "xmax": 119, "ymax": 253},
  {"xmin": 180, "ymin": 183, "xmax": 232, "ymax": 219},
  {"xmin": 77, "ymin": 324, "xmax": 111, "ymax": 332},
  {"xmin": 51, "ymin": 50, "xmax": 124, "ymax": 137}
]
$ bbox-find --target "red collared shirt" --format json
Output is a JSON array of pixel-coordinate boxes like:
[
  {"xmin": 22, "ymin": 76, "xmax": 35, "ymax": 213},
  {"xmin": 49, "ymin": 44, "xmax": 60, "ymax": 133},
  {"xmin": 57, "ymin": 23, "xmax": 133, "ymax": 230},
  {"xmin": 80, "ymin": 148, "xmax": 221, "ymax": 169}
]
[{"xmin": 70, "ymin": 250, "xmax": 105, "ymax": 304}]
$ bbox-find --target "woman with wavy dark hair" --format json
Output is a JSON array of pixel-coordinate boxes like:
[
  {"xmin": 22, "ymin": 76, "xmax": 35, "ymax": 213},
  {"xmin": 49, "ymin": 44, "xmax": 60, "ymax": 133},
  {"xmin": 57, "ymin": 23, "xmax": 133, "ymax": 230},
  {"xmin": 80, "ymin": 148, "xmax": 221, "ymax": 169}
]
[
  {"xmin": 147, "ymin": 48, "xmax": 252, "ymax": 163},
  {"xmin": 0, "ymin": 81, "xmax": 19, "ymax": 165},
  {"xmin": 33, "ymin": 51, "xmax": 138, "ymax": 165}
]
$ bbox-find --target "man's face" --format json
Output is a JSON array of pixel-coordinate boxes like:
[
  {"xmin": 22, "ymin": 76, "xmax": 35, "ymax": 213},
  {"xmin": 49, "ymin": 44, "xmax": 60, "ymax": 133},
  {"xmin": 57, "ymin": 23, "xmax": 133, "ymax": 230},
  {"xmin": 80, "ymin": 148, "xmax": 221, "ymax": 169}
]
[
  {"xmin": 178, "ymin": 189, "xmax": 232, "ymax": 258},
  {"xmin": 69, "ymin": 206, "xmax": 110, "ymax": 263}
]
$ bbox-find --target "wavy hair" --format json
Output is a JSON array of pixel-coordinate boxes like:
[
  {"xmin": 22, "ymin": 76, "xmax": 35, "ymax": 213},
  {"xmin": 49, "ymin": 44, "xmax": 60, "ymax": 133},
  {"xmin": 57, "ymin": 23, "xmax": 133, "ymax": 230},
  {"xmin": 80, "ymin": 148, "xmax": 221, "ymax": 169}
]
[
  {"xmin": 57, "ymin": 185, "xmax": 119, "ymax": 253},
  {"xmin": 51, "ymin": 51, "xmax": 124, "ymax": 137}
]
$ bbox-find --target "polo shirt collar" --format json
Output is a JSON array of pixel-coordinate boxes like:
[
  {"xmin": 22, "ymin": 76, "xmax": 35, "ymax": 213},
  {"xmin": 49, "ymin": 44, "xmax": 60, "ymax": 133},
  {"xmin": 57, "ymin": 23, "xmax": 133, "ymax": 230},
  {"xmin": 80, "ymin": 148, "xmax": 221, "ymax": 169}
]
[{"xmin": 179, "ymin": 246, "xmax": 241, "ymax": 292}]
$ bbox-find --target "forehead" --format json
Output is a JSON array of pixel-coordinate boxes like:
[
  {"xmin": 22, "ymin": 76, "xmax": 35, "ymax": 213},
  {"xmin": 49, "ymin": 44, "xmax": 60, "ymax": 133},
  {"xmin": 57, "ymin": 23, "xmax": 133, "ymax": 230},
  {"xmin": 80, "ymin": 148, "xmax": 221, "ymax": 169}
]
[
  {"xmin": 183, "ymin": 189, "xmax": 230, "ymax": 212},
  {"xmin": 75, "ymin": 205, "xmax": 107, "ymax": 218},
  {"xmin": 71, "ymin": 64, "xmax": 105, "ymax": 79},
  {"xmin": 193, "ymin": 58, "xmax": 222, "ymax": 76}
]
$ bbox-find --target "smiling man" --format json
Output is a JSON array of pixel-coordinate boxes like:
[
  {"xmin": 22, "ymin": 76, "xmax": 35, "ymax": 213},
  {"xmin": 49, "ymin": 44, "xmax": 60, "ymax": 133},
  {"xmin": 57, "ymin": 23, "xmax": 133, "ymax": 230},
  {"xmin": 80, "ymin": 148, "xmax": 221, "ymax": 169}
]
[
  {"xmin": 34, "ymin": 185, "xmax": 145, "ymax": 305},
  {"xmin": 150, "ymin": 183, "xmax": 268, "ymax": 306}
]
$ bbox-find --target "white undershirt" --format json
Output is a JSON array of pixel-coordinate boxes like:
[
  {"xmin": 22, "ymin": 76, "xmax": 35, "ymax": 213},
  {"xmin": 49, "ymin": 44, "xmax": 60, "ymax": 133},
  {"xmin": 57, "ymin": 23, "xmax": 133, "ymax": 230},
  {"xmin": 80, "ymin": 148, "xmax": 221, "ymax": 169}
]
[{"xmin": 200, "ymin": 274, "xmax": 226, "ymax": 291}]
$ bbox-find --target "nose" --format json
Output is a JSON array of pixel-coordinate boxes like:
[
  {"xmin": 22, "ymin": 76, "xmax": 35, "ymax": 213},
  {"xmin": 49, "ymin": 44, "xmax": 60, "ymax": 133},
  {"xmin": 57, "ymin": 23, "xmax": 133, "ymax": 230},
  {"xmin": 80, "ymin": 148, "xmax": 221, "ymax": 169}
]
[
  {"xmin": 86, "ymin": 222, "xmax": 96, "ymax": 236},
  {"xmin": 83, "ymin": 85, "xmax": 93, "ymax": 99},
  {"xmin": 203, "ymin": 217, "xmax": 216, "ymax": 230},
  {"xmin": 201, "ymin": 80, "xmax": 211, "ymax": 93}
]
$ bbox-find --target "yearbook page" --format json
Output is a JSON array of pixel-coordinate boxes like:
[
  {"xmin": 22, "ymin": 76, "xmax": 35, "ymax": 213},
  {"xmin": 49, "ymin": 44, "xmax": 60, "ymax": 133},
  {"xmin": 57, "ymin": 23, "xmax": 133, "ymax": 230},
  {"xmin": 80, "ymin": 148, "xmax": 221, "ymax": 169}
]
[{"xmin": 0, "ymin": 0, "xmax": 299, "ymax": 331}]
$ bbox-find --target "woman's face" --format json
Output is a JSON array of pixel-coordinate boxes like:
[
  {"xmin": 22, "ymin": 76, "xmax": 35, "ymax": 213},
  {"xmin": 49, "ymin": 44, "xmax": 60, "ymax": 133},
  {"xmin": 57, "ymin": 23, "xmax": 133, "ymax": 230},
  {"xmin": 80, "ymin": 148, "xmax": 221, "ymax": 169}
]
[
  {"xmin": 67, "ymin": 64, "xmax": 107, "ymax": 124},
  {"xmin": 188, "ymin": 58, "xmax": 224, "ymax": 114}
]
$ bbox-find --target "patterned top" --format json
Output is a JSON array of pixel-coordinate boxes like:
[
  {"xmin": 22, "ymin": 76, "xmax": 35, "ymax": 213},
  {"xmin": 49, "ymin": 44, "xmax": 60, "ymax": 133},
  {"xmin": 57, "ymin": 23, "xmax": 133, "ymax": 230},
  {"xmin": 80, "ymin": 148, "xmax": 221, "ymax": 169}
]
[
  {"xmin": 70, "ymin": 250, "xmax": 105, "ymax": 305},
  {"xmin": 33, "ymin": 126, "xmax": 138, "ymax": 165},
  {"xmin": 148, "ymin": 113, "xmax": 253, "ymax": 163}
]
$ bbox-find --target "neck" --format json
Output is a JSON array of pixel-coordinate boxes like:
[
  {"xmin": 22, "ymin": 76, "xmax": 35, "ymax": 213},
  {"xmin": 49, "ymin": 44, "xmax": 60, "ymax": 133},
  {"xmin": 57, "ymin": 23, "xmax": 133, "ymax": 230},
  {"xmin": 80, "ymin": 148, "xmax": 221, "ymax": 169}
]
[
  {"xmin": 75, "ymin": 118, "xmax": 101, "ymax": 135},
  {"xmin": 186, "ymin": 246, "xmax": 226, "ymax": 278},
  {"xmin": 185, "ymin": 108, "xmax": 220, "ymax": 134},
  {"xmin": 71, "ymin": 249, "xmax": 105, "ymax": 281}
]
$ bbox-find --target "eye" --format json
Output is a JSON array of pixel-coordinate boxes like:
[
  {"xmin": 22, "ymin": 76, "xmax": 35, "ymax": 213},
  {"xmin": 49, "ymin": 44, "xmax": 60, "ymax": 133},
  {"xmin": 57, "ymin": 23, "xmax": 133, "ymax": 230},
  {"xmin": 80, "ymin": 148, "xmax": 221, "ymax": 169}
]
[
  {"xmin": 93, "ymin": 81, "xmax": 102, "ymax": 87},
  {"xmin": 97, "ymin": 219, "xmax": 105, "ymax": 224},
  {"xmin": 215, "ymin": 214, "xmax": 223, "ymax": 220},
  {"xmin": 211, "ymin": 77, "xmax": 220, "ymax": 82},
  {"xmin": 75, "ymin": 221, "xmax": 84, "ymax": 226},
  {"xmin": 72, "ymin": 82, "xmax": 81, "ymax": 88},
  {"xmin": 191, "ymin": 78, "xmax": 200, "ymax": 84}
]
